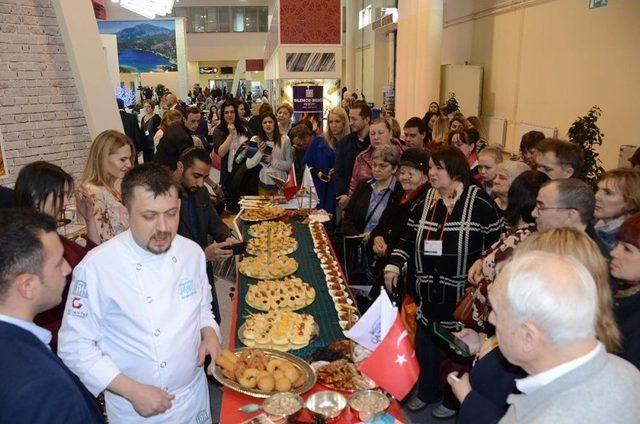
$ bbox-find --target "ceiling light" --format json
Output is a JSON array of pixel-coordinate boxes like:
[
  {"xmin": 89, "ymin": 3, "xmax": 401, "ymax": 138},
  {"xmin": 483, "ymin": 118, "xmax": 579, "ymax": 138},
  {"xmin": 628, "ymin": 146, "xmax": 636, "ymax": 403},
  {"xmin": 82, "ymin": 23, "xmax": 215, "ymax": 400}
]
[{"xmin": 118, "ymin": 0, "xmax": 176, "ymax": 19}]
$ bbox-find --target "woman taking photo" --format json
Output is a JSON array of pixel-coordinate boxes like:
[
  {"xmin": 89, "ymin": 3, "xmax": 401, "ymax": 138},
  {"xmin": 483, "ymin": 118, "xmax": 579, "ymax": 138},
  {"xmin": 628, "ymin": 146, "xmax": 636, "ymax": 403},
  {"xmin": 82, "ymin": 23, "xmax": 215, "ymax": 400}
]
[
  {"xmin": 78, "ymin": 130, "xmax": 134, "ymax": 244},
  {"xmin": 213, "ymin": 100, "xmax": 251, "ymax": 208},
  {"xmin": 384, "ymin": 146, "xmax": 503, "ymax": 416},
  {"xmin": 303, "ymin": 107, "xmax": 350, "ymax": 215},
  {"xmin": 491, "ymin": 160, "xmax": 530, "ymax": 211},
  {"xmin": 611, "ymin": 213, "xmax": 640, "ymax": 369},
  {"xmin": 245, "ymin": 111, "xmax": 293, "ymax": 196},
  {"xmin": 276, "ymin": 103, "xmax": 294, "ymax": 135},
  {"xmin": 14, "ymin": 161, "xmax": 97, "ymax": 351},
  {"xmin": 139, "ymin": 99, "xmax": 160, "ymax": 162},
  {"xmin": 593, "ymin": 168, "xmax": 640, "ymax": 251}
]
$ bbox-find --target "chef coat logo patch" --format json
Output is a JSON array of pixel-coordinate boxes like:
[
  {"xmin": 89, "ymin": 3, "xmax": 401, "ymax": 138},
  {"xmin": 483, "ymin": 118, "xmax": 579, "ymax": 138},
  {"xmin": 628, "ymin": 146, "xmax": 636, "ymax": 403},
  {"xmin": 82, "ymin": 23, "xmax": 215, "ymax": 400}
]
[
  {"xmin": 69, "ymin": 280, "xmax": 88, "ymax": 318},
  {"xmin": 73, "ymin": 280, "xmax": 88, "ymax": 298},
  {"xmin": 178, "ymin": 279, "xmax": 197, "ymax": 299},
  {"xmin": 195, "ymin": 409, "xmax": 209, "ymax": 424}
]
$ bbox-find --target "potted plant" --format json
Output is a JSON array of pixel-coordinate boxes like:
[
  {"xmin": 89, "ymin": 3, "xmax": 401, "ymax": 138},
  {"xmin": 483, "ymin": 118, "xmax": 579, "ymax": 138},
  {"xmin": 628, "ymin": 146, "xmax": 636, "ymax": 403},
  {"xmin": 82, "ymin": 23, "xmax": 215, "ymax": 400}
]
[
  {"xmin": 155, "ymin": 84, "xmax": 169, "ymax": 98},
  {"xmin": 567, "ymin": 106, "xmax": 605, "ymax": 190}
]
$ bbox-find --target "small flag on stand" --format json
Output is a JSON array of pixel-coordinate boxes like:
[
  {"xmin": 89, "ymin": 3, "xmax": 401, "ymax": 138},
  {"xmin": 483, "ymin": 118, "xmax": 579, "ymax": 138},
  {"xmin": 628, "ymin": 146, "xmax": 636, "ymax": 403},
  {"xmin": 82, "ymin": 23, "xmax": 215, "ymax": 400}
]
[
  {"xmin": 283, "ymin": 164, "xmax": 297, "ymax": 200},
  {"xmin": 358, "ymin": 315, "xmax": 420, "ymax": 400}
]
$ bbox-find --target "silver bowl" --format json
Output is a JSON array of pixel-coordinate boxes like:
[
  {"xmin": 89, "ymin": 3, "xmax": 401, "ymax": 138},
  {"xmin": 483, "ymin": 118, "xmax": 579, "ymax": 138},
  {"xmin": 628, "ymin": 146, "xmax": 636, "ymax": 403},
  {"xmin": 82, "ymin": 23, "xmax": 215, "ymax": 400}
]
[
  {"xmin": 262, "ymin": 393, "xmax": 305, "ymax": 423},
  {"xmin": 305, "ymin": 390, "xmax": 347, "ymax": 422},
  {"xmin": 348, "ymin": 389, "xmax": 391, "ymax": 421}
]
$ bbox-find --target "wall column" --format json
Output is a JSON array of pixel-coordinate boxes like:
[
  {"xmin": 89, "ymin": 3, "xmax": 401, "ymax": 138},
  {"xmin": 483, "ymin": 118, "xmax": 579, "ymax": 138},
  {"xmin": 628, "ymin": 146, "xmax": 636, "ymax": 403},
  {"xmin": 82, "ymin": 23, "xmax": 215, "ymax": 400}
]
[
  {"xmin": 395, "ymin": 0, "xmax": 443, "ymax": 124},
  {"xmin": 344, "ymin": 0, "xmax": 358, "ymax": 93}
]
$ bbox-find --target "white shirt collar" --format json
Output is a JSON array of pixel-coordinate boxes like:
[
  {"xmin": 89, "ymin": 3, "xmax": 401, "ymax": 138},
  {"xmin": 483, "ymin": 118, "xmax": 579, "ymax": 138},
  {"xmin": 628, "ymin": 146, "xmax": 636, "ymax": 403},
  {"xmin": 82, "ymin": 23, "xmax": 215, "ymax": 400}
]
[
  {"xmin": 0, "ymin": 314, "xmax": 52, "ymax": 348},
  {"xmin": 515, "ymin": 342, "xmax": 603, "ymax": 395}
]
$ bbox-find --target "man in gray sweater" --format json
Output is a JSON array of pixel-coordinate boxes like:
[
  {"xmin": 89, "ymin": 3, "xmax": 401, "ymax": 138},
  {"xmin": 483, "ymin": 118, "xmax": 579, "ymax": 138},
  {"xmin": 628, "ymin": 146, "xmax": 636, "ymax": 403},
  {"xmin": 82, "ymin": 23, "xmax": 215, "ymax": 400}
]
[{"xmin": 488, "ymin": 252, "xmax": 640, "ymax": 423}]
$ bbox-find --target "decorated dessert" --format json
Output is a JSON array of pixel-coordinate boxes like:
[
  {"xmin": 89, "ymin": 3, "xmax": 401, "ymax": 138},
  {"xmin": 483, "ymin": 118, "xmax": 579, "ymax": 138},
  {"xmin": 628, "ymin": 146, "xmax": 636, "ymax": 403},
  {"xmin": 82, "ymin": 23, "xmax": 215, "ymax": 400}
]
[
  {"xmin": 239, "ymin": 254, "xmax": 298, "ymax": 280},
  {"xmin": 246, "ymin": 277, "xmax": 316, "ymax": 311},
  {"xmin": 246, "ymin": 235, "xmax": 298, "ymax": 256},
  {"xmin": 241, "ymin": 205, "xmax": 286, "ymax": 222},
  {"xmin": 248, "ymin": 221, "xmax": 293, "ymax": 238},
  {"xmin": 240, "ymin": 310, "xmax": 318, "ymax": 351}
]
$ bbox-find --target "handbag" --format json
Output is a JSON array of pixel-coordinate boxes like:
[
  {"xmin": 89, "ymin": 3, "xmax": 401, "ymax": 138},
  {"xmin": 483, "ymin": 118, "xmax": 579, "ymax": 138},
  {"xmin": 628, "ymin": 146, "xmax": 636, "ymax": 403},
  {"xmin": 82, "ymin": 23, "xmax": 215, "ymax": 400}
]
[
  {"xmin": 453, "ymin": 287, "xmax": 478, "ymax": 329},
  {"xmin": 342, "ymin": 235, "xmax": 375, "ymax": 286}
]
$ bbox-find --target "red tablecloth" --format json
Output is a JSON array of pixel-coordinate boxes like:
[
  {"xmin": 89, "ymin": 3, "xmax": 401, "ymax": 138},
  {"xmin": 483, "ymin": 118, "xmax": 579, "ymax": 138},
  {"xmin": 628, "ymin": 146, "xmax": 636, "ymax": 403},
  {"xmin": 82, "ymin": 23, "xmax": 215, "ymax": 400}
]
[{"xmin": 218, "ymin": 223, "xmax": 406, "ymax": 424}]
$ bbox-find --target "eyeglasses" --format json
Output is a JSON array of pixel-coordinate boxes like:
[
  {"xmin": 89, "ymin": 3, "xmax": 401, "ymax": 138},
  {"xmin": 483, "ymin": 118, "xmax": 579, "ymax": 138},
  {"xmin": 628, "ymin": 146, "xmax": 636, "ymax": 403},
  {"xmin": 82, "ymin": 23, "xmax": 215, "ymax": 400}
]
[{"xmin": 534, "ymin": 203, "xmax": 576, "ymax": 212}]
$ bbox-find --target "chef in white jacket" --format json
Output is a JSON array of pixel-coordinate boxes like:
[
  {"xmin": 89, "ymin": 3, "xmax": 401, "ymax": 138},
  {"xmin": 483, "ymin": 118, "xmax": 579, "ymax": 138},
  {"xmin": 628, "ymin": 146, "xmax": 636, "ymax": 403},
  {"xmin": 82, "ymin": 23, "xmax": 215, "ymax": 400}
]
[{"xmin": 58, "ymin": 163, "xmax": 221, "ymax": 423}]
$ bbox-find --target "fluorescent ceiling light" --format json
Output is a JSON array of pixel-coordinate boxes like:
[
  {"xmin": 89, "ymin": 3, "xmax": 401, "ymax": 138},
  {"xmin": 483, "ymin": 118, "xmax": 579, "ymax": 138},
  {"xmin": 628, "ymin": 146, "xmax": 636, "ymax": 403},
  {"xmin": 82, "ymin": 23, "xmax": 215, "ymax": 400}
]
[{"xmin": 114, "ymin": 0, "xmax": 176, "ymax": 19}]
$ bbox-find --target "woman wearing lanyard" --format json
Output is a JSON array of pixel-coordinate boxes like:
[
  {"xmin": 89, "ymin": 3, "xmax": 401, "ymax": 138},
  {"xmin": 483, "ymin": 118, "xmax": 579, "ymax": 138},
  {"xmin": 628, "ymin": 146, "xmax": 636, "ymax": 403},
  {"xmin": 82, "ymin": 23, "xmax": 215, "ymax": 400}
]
[{"xmin": 384, "ymin": 146, "xmax": 503, "ymax": 418}]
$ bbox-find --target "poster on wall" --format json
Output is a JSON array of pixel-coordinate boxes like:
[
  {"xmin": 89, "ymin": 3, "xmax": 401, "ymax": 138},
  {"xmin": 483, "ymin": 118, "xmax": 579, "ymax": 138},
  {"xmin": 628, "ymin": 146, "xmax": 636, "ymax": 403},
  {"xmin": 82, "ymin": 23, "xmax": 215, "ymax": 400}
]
[
  {"xmin": 292, "ymin": 86, "xmax": 324, "ymax": 132},
  {"xmin": 286, "ymin": 53, "xmax": 336, "ymax": 72},
  {"xmin": 0, "ymin": 129, "xmax": 7, "ymax": 177},
  {"xmin": 97, "ymin": 20, "xmax": 177, "ymax": 73}
]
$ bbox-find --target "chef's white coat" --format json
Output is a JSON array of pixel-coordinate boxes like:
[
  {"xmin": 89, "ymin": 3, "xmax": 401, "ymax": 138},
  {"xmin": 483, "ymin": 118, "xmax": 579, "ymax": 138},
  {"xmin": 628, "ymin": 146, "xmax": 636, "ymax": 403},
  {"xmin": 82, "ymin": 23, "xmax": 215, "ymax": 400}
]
[{"xmin": 58, "ymin": 230, "xmax": 219, "ymax": 424}]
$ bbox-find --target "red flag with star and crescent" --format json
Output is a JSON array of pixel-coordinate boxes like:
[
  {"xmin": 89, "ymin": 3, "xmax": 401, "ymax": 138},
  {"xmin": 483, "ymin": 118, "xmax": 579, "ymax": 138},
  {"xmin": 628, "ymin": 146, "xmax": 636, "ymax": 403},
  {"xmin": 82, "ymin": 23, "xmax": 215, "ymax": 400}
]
[
  {"xmin": 358, "ymin": 315, "xmax": 420, "ymax": 400},
  {"xmin": 283, "ymin": 164, "xmax": 297, "ymax": 200}
]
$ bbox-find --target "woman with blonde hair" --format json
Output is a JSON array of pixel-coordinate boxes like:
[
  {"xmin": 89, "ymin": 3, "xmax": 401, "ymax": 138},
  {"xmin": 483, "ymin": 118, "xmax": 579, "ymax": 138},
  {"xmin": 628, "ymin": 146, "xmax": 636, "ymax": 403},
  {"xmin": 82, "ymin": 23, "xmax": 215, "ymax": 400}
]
[
  {"xmin": 449, "ymin": 228, "xmax": 620, "ymax": 423},
  {"xmin": 153, "ymin": 109, "xmax": 183, "ymax": 149},
  {"xmin": 78, "ymin": 130, "xmax": 134, "ymax": 244},
  {"xmin": 276, "ymin": 102, "xmax": 294, "ymax": 135},
  {"xmin": 428, "ymin": 115, "xmax": 449, "ymax": 150},
  {"xmin": 303, "ymin": 107, "xmax": 349, "ymax": 216},
  {"xmin": 492, "ymin": 160, "xmax": 530, "ymax": 211}
]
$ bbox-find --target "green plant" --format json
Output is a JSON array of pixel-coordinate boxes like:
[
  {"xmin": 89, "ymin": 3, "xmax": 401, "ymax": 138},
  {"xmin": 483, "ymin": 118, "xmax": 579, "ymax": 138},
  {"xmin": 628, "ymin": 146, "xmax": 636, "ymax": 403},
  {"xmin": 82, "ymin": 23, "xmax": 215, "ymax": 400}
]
[
  {"xmin": 442, "ymin": 92, "xmax": 460, "ymax": 116},
  {"xmin": 155, "ymin": 84, "xmax": 170, "ymax": 98},
  {"xmin": 567, "ymin": 105, "xmax": 605, "ymax": 190}
]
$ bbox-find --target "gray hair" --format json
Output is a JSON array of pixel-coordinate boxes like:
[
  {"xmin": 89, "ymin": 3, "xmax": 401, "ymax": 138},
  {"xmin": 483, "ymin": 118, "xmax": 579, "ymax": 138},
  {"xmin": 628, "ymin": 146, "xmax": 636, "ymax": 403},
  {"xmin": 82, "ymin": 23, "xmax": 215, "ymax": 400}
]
[
  {"xmin": 545, "ymin": 178, "xmax": 595, "ymax": 224},
  {"xmin": 505, "ymin": 251, "xmax": 597, "ymax": 346},
  {"xmin": 372, "ymin": 144, "xmax": 401, "ymax": 168}
]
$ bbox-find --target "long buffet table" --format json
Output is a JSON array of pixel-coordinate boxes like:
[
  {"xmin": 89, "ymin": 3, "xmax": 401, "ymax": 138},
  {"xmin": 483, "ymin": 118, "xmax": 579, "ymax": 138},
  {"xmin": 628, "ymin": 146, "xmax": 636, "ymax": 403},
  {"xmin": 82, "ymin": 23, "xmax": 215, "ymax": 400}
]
[{"xmin": 218, "ymin": 219, "xmax": 405, "ymax": 423}]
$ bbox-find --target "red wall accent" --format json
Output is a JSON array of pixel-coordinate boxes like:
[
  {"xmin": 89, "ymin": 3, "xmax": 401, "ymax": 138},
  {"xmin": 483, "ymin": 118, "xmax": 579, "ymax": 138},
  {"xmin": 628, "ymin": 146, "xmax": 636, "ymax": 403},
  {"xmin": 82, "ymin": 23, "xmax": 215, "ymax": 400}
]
[
  {"xmin": 279, "ymin": 0, "xmax": 341, "ymax": 45},
  {"xmin": 245, "ymin": 59, "xmax": 264, "ymax": 72}
]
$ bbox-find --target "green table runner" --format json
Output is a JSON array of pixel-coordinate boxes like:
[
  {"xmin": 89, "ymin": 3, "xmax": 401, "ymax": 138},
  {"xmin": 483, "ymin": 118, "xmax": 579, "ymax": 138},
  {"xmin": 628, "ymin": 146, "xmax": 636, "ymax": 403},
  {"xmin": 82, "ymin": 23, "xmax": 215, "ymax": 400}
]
[{"xmin": 234, "ymin": 221, "xmax": 346, "ymax": 359}]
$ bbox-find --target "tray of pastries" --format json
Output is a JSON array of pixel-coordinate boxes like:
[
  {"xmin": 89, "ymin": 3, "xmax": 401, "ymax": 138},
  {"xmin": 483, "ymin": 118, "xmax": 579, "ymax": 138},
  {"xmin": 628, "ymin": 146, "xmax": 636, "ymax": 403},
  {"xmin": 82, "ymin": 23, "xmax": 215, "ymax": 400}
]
[
  {"xmin": 239, "ymin": 254, "xmax": 298, "ymax": 280},
  {"xmin": 240, "ymin": 205, "xmax": 286, "ymax": 222},
  {"xmin": 239, "ymin": 310, "xmax": 319, "ymax": 351},
  {"xmin": 246, "ymin": 235, "xmax": 298, "ymax": 256},
  {"xmin": 246, "ymin": 277, "xmax": 316, "ymax": 311},
  {"xmin": 315, "ymin": 359, "xmax": 377, "ymax": 393},
  {"xmin": 213, "ymin": 348, "xmax": 316, "ymax": 398},
  {"xmin": 248, "ymin": 221, "xmax": 293, "ymax": 238}
]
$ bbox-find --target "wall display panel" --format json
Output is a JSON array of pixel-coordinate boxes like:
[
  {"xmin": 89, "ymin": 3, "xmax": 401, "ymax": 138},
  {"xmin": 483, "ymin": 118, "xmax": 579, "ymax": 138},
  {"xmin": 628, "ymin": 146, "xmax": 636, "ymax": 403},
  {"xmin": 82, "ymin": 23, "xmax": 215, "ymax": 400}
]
[{"xmin": 286, "ymin": 53, "xmax": 336, "ymax": 73}]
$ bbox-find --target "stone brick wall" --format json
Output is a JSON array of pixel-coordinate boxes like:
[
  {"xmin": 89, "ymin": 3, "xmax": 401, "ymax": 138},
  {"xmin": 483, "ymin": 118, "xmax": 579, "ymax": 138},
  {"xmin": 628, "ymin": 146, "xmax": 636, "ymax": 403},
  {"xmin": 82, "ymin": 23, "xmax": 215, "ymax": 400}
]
[{"xmin": 0, "ymin": 0, "xmax": 92, "ymax": 184}]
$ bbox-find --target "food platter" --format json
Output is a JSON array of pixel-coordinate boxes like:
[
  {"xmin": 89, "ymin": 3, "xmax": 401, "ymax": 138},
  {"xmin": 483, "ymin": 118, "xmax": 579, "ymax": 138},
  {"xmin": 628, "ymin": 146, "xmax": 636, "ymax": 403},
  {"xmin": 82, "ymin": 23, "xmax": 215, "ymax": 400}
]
[
  {"xmin": 314, "ymin": 359, "xmax": 378, "ymax": 393},
  {"xmin": 246, "ymin": 235, "xmax": 298, "ymax": 256},
  {"xmin": 239, "ymin": 255, "xmax": 298, "ymax": 280},
  {"xmin": 212, "ymin": 348, "xmax": 316, "ymax": 398},
  {"xmin": 245, "ymin": 277, "xmax": 316, "ymax": 311},
  {"xmin": 248, "ymin": 221, "xmax": 293, "ymax": 238},
  {"xmin": 240, "ymin": 205, "xmax": 287, "ymax": 222},
  {"xmin": 238, "ymin": 310, "xmax": 320, "ymax": 352}
]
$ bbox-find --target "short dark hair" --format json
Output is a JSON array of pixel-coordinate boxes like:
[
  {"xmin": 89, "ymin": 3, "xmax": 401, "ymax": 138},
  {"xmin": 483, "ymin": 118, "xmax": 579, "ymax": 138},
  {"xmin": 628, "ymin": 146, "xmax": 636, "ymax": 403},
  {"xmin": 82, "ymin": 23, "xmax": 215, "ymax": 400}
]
[
  {"xmin": 430, "ymin": 146, "xmax": 471, "ymax": 186},
  {"xmin": 547, "ymin": 178, "xmax": 595, "ymax": 224},
  {"xmin": 520, "ymin": 130, "xmax": 545, "ymax": 152},
  {"xmin": 182, "ymin": 105, "xmax": 201, "ymax": 119},
  {"xmin": 465, "ymin": 128, "xmax": 480, "ymax": 146},
  {"xmin": 350, "ymin": 100, "xmax": 371, "ymax": 120},
  {"xmin": 121, "ymin": 163, "xmax": 181, "ymax": 210},
  {"xmin": 289, "ymin": 123, "xmax": 312, "ymax": 140},
  {"xmin": 0, "ymin": 209, "xmax": 57, "ymax": 301},
  {"xmin": 14, "ymin": 161, "xmax": 74, "ymax": 215},
  {"xmin": 505, "ymin": 170, "xmax": 550, "ymax": 227},
  {"xmin": 403, "ymin": 117, "xmax": 426, "ymax": 134},
  {"xmin": 178, "ymin": 147, "xmax": 212, "ymax": 169},
  {"xmin": 536, "ymin": 138, "xmax": 584, "ymax": 177}
]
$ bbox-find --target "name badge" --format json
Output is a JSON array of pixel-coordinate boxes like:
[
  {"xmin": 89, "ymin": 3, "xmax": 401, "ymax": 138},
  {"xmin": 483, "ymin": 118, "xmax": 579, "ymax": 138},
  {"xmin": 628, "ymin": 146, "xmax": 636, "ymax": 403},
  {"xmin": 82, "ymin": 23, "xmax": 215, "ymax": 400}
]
[
  {"xmin": 145, "ymin": 130, "xmax": 150, "ymax": 136},
  {"xmin": 423, "ymin": 240, "xmax": 443, "ymax": 256}
]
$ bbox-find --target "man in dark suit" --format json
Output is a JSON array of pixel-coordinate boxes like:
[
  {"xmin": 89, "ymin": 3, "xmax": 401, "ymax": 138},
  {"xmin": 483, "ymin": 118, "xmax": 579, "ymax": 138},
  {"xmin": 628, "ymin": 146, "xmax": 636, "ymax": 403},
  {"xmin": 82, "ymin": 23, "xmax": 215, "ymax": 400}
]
[
  {"xmin": 155, "ymin": 120, "xmax": 194, "ymax": 171},
  {"xmin": 174, "ymin": 148, "xmax": 237, "ymax": 324},
  {"xmin": 0, "ymin": 209, "xmax": 104, "ymax": 423},
  {"xmin": 117, "ymin": 98, "xmax": 143, "ymax": 159}
]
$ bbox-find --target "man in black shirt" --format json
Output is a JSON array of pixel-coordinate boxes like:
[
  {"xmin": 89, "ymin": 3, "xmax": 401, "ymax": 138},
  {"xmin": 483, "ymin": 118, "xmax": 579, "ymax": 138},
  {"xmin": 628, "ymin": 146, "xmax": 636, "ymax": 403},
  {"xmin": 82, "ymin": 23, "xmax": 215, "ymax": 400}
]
[
  {"xmin": 289, "ymin": 123, "xmax": 314, "ymax": 184},
  {"xmin": 174, "ymin": 147, "xmax": 237, "ymax": 324}
]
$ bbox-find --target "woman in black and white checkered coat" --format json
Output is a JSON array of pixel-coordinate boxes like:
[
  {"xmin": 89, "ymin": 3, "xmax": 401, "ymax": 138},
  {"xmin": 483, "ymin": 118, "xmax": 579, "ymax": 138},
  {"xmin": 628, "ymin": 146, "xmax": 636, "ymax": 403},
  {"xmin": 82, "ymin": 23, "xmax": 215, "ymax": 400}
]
[{"xmin": 385, "ymin": 146, "xmax": 503, "ymax": 416}]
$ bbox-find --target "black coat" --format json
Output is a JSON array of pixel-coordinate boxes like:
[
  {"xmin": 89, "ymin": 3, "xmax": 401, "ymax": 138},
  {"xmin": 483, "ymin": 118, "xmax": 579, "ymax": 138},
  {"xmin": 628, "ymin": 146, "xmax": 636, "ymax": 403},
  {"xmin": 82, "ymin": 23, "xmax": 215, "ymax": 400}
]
[
  {"xmin": 140, "ymin": 113, "xmax": 161, "ymax": 151},
  {"xmin": 119, "ymin": 110, "xmax": 143, "ymax": 151},
  {"xmin": 0, "ymin": 186, "xmax": 13, "ymax": 209},
  {"xmin": 0, "ymin": 322, "xmax": 104, "ymax": 424},
  {"xmin": 333, "ymin": 132, "xmax": 370, "ymax": 197},
  {"xmin": 615, "ymin": 291, "xmax": 640, "ymax": 370},
  {"xmin": 178, "ymin": 186, "xmax": 231, "ymax": 248},
  {"xmin": 155, "ymin": 123, "xmax": 194, "ymax": 171},
  {"xmin": 343, "ymin": 179, "xmax": 403, "ymax": 236}
]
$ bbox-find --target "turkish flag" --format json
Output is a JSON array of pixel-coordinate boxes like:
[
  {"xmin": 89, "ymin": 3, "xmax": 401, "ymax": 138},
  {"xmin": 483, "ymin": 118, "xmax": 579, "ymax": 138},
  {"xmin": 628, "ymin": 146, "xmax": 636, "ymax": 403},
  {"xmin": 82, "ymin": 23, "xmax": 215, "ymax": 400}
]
[
  {"xmin": 358, "ymin": 315, "xmax": 420, "ymax": 400},
  {"xmin": 284, "ymin": 164, "xmax": 298, "ymax": 200}
]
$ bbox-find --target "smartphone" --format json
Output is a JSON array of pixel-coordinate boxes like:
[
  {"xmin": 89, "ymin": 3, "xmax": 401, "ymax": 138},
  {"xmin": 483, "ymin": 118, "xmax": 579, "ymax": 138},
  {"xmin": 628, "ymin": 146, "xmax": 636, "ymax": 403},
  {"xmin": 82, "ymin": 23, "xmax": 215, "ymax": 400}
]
[
  {"xmin": 223, "ymin": 242, "xmax": 247, "ymax": 255},
  {"xmin": 433, "ymin": 323, "xmax": 471, "ymax": 357}
]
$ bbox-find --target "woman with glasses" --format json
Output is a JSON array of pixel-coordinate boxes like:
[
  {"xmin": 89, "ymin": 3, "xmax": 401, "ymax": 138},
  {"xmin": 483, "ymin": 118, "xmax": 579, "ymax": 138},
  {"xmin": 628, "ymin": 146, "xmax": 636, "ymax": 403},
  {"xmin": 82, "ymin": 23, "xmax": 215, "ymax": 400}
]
[
  {"xmin": 14, "ymin": 161, "xmax": 97, "ymax": 352},
  {"xmin": 139, "ymin": 99, "xmax": 160, "ymax": 162}
]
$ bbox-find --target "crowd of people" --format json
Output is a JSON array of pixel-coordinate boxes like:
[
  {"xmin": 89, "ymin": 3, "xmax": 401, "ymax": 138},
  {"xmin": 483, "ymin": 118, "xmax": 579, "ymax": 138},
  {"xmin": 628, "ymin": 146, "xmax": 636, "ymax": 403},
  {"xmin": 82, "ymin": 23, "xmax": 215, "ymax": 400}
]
[{"xmin": 1, "ymin": 85, "xmax": 640, "ymax": 423}]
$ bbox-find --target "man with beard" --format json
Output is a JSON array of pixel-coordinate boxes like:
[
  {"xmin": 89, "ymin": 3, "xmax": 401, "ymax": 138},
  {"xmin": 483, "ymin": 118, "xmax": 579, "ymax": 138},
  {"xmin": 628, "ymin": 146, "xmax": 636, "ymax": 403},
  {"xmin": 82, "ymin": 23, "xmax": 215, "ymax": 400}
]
[
  {"xmin": 174, "ymin": 147, "xmax": 237, "ymax": 324},
  {"xmin": 58, "ymin": 163, "xmax": 220, "ymax": 423}
]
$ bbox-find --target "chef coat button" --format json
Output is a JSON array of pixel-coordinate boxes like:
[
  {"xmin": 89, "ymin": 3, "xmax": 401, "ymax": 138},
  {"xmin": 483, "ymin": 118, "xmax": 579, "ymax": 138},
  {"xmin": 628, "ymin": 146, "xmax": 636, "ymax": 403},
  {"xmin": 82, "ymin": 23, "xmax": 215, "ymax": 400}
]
[
  {"xmin": 154, "ymin": 329, "xmax": 161, "ymax": 336},
  {"xmin": 136, "ymin": 263, "xmax": 142, "ymax": 271},
  {"xmin": 160, "ymin": 361, "xmax": 166, "ymax": 368},
  {"xmin": 146, "ymin": 296, "xmax": 153, "ymax": 303},
  {"xmin": 172, "ymin": 256, "xmax": 177, "ymax": 263}
]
